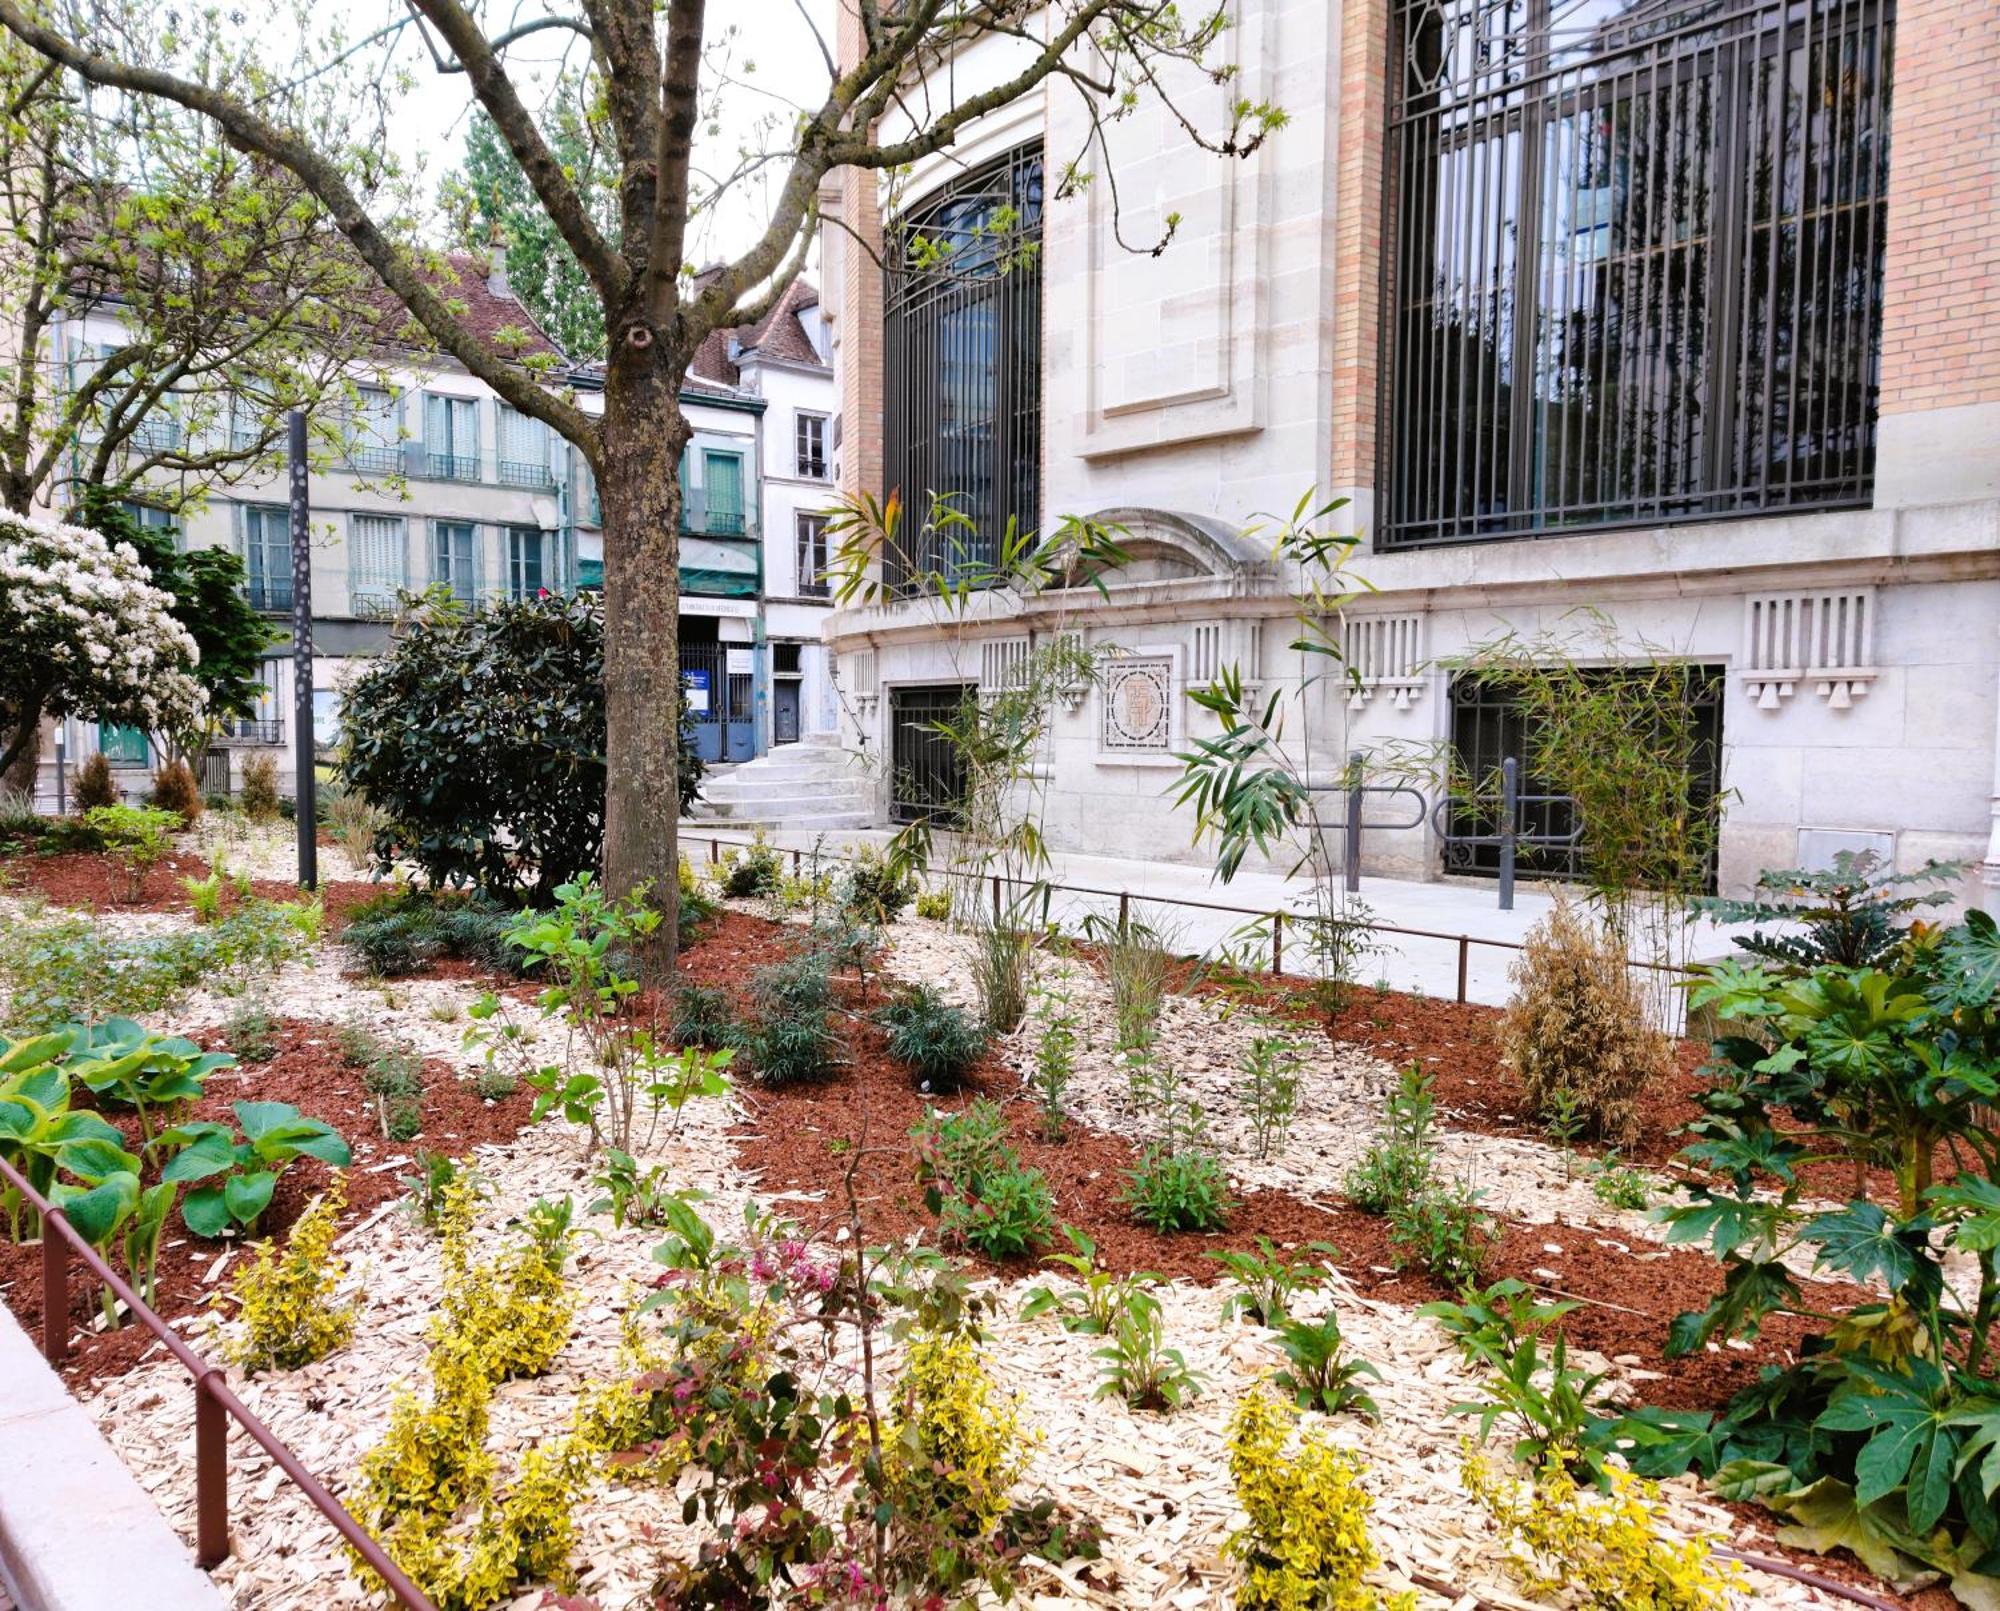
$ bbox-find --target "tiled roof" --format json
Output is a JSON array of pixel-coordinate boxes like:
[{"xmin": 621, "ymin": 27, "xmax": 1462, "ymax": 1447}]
[
  {"xmin": 687, "ymin": 277, "xmax": 825, "ymax": 387},
  {"xmin": 368, "ymin": 251, "xmax": 567, "ymax": 365}
]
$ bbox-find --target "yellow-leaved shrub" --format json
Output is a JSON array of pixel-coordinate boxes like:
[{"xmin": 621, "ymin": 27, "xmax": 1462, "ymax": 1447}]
[
  {"xmin": 883, "ymin": 1325, "xmax": 1032, "ymax": 1546},
  {"xmin": 1225, "ymin": 1387, "xmax": 1415, "ymax": 1611},
  {"xmin": 1462, "ymin": 1451, "xmax": 1740, "ymax": 1610},
  {"xmin": 434, "ymin": 1176, "xmax": 574, "ymax": 1380},
  {"xmin": 1496, "ymin": 896, "xmax": 1671, "ymax": 1149},
  {"xmin": 221, "ymin": 1179, "xmax": 357, "ymax": 1373},
  {"xmin": 349, "ymin": 1182, "xmax": 586, "ymax": 1610}
]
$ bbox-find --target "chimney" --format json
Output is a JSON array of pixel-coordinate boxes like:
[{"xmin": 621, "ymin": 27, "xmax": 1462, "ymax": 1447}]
[{"xmin": 486, "ymin": 226, "xmax": 511, "ymax": 301}]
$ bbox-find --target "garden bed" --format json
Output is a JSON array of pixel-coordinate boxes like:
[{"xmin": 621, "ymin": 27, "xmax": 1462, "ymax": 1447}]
[
  {"xmin": 0, "ymin": 1015, "xmax": 533, "ymax": 1386},
  {"xmin": 0, "ymin": 855, "xmax": 1973, "ymax": 1611}
]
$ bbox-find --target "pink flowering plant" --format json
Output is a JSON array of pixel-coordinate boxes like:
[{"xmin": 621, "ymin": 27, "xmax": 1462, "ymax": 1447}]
[{"xmin": 579, "ymin": 1190, "xmax": 1093, "ymax": 1608}]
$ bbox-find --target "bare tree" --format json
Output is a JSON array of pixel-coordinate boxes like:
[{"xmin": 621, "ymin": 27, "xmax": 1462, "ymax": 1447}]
[{"xmin": 0, "ymin": 0, "xmax": 1276, "ymax": 958}]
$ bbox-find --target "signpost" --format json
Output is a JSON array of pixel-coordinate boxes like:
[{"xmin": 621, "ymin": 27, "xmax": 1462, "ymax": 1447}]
[{"xmin": 288, "ymin": 410, "xmax": 317, "ymax": 891}]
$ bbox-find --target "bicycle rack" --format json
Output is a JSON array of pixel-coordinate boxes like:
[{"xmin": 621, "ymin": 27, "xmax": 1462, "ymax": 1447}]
[
  {"xmin": 1429, "ymin": 755, "xmax": 1583, "ymax": 910},
  {"xmin": 1305, "ymin": 750, "xmax": 1428, "ymax": 895}
]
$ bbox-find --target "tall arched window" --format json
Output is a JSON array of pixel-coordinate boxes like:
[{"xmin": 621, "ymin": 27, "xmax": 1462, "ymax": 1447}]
[
  {"xmin": 883, "ymin": 146, "xmax": 1044, "ymax": 592},
  {"xmin": 1382, "ymin": 0, "xmax": 1894, "ymax": 548}
]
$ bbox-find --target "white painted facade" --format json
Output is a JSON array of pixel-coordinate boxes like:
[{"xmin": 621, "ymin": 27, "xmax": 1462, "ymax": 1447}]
[{"xmin": 821, "ymin": 9, "xmax": 2000, "ymax": 905}]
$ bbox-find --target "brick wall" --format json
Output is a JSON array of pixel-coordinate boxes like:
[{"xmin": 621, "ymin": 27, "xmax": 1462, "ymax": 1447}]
[
  {"xmin": 1330, "ymin": 0, "xmax": 1390, "ymax": 500},
  {"xmin": 1878, "ymin": 0, "xmax": 2000, "ymax": 415},
  {"xmin": 833, "ymin": 1, "xmax": 885, "ymax": 506}
]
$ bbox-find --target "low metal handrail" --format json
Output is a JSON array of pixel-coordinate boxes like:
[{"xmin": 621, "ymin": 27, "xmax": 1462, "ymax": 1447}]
[
  {"xmin": 695, "ymin": 830, "xmax": 1696, "ymax": 1005},
  {"xmin": 0, "ymin": 1152, "xmax": 436, "ymax": 1611}
]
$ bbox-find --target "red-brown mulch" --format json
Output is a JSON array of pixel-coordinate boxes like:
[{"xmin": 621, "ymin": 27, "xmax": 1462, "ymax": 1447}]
[
  {"xmin": 0, "ymin": 839, "xmax": 380, "ymax": 925},
  {"xmin": 0, "ymin": 1016, "xmax": 534, "ymax": 1388}
]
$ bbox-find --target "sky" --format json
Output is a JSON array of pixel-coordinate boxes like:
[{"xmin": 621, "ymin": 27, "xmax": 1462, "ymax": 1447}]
[{"xmin": 318, "ymin": 0, "xmax": 840, "ymax": 270}]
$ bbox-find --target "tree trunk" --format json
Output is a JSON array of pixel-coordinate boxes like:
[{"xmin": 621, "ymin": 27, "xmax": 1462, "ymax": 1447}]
[{"xmin": 599, "ymin": 343, "xmax": 688, "ymax": 961}]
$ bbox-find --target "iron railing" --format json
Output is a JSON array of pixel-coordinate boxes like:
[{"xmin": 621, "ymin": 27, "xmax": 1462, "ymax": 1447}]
[
  {"xmin": 242, "ymin": 578, "xmax": 293, "ymax": 614},
  {"xmin": 887, "ymin": 685, "xmax": 971, "ymax": 826},
  {"xmin": 424, "ymin": 451, "xmax": 481, "ymax": 482},
  {"xmin": 688, "ymin": 829, "xmax": 1700, "ymax": 1007},
  {"xmin": 498, "ymin": 459, "xmax": 555, "ymax": 488},
  {"xmin": 1381, "ymin": 0, "xmax": 1894, "ymax": 548},
  {"xmin": 0, "ymin": 1151, "xmax": 436, "ymax": 1610},
  {"xmin": 349, "ymin": 445, "xmax": 402, "ymax": 475},
  {"xmin": 220, "ymin": 718, "xmax": 284, "ymax": 745},
  {"xmin": 882, "ymin": 146, "xmax": 1044, "ymax": 595}
]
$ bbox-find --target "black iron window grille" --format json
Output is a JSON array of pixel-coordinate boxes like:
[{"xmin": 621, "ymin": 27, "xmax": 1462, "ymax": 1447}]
[
  {"xmin": 1444, "ymin": 666, "xmax": 1723, "ymax": 885},
  {"xmin": 889, "ymin": 684, "xmax": 972, "ymax": 826},
  {"xmin": 1383, "ymin": 0, "xmax": 1894, "ymax": 548},
  {"xmin": 883, "ymin": 146, "xmax": 1043, "ymax": 595}
]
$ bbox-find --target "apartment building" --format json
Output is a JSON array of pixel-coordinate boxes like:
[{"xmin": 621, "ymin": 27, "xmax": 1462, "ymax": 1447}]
[
  {"xmin": 820, "ymin": 0, "xmax": 2000, "ymax": 900},
  {"xmin": 35, "ymin": 256, "xmax": 838, "ymax": 799}
]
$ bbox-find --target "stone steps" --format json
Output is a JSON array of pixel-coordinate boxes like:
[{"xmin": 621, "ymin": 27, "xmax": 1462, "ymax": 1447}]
[{"xmin": 688, "ymin": 742, "xmax": 875, "ymax": 831}]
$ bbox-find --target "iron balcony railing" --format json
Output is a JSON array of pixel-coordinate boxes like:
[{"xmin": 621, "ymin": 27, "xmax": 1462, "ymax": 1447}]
[
  {"xmin": 498, "ymin": 459, "xmax": 555, "ymax": 488},
  {"xmin": 424, "ymin": 451, "xmax": 481, "ymax": 482},
  {"xmin": 349, "ymin": 445, "xmax": 402, "ymax": 475},
  {"xmin": 243, "ymin": 579, "xmax": 293, "ymax": 613},
  {"xmin": 220, "ymin": 717, "xmax": 284, "ymax": 745},
  {"xmin": 1381, "ymin": 0, "xmax": 1894, "ymax": 548}
]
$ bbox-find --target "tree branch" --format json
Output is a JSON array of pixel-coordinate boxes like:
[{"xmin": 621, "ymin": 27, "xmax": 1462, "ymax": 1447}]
[
  {"xmin": 0, "ymin": 0, "xmax": 602, "ymax": 465},
  {"xmin": 650, "ymin": 0, "xmax": 707, "ymax": 335},
  {"xmin": 405, "ymin": 0, "xmax": 626, "ymax": 303}
]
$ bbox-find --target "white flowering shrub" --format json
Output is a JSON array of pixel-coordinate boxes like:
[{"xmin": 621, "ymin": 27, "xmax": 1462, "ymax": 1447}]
[{"xmin": 0, "ymin": 513, "xmax": 205, "ymax": 773}]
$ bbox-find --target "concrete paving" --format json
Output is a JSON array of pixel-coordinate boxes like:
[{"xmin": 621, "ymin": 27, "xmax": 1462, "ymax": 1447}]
[
  {"xmin": 0, "ymin": 1308, "xmax": 222, "ymax": 1611},
  {"xmin": 679, "ymin": 821, "xmax": 1742, "ymax": 1013}
]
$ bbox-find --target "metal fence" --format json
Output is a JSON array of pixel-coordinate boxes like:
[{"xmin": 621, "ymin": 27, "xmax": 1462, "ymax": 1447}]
[{"xmin": 1, "ymin": 1152, "xmax": 435, "ymax": 1610}]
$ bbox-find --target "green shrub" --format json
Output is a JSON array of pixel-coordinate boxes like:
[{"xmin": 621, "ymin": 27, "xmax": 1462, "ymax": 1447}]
[
  {"xmin": 1387, "ymin": 1177, "xmax": 1493, "ymax": 1290},
  {"xmin": 970, "ymin": 919, "xmax": 1033, "ymax": 1034},
  {"xmin": 721, "ymin": 835, "xmax": 783, "ymax": 898},
  {"xmin": 914, "ymin": 1100, "xmax": 1012, "ymax": 1188},
  {"xmin": 74, "ymin": 750, "xmax": 117, "ymax": 811},
  {"xmin": 341, "ymin": 887, "xmax": 524, "ymax": 978},
  {"xmin": 1097, "ymin": 914, "xmax": 1177, "ymax": 1051},
  {"xmin": 0, "ymin": 900, "xmax": 316, "ymax": 1028},
  {"xmin": 1343, "ymin": 1066, "xmax": 1437, "ymax": 1213},
  {"xmin": 338, "ymin": 591, "xmax": 701, "ymax": 902},
  {"xmin": 239, "ymin": 752, "xmax": 281, "ymax": 823},
  {"xmin": 1270, "ymin": 1310, "xmax": 1381, "ymax": 1417},
  {"xmin": 840, "ymin": 845, "xmax": 913, "ymax": 924},
  {"xmin": 878, "ymin": 984, "xmax": 987, "ymax": 1093},
  {"xmin": 363, "ymin": 1049, "xmax": 426, "ymax": 1141},
  {"xmin": 915, "ymin": 886, "xmax": 952, "ymax": 922},
  {"xmin": 670, "ymin": 980, "xmax": 737, "ymax": 1051},
  {"xmin": 222, "ymin": 1002, "xmax": 278, "ymax": 1063},
  {"xmin": 741, "ymin": 951, "xmax": 839, "ymax": 1085},
  {"xmin": 1122, "ymin": 1144, "xmax": 1234, "ymax": 1233},
  {"xmin": 939, "ymin": 1158, "xmax": 1054, "ymax": 1258},
  {"xmin": 84, "ymin": 804, "xmax": 181, "ymax": 901}
]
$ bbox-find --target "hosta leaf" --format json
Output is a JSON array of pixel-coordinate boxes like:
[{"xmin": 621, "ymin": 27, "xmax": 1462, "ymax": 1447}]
[
  {"xmin": 51, "ymin": 1173, "xmax": 138, "ymax": 1246},
  {"xmin": 1708, "ymin": 1458, "xmax": 1797, "ymax": 1501},
  {"xmin": 224, "ymin": 1170, "xmax": 275, "ymax": 1227},
  {"xmin": 232, "ymin": 1100, "xmax": 305, "ymax": 1143},
  {"xmin": 0, "ymin": 1031, "xmax": 75, "ymax": 1073},
  {"xmin": 281, "ymin": 1126, "xmax": 352, "ymax": 1167},
  {"xmin": 182, "ymin": 1185, "xmax": 231, "ymax": 1239},
  {"xmin": 161, "ymin": 1130, "xmax": 237, "ymax": 1183},
  {"xmin": 54, "ymin": 1134, "xmax": 140, "ymax": 1182}
]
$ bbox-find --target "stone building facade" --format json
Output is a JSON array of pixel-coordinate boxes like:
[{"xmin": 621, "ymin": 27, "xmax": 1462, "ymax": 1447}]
[{"xmin": 819, "ymin": 0, "xmax": 2000, "ymax": 900}]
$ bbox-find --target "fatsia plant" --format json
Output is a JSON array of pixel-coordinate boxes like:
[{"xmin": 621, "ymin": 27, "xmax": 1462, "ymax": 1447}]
[
  {"xmin": 1695, "ymin": 850, "xmax": 1965, "ymax": 973},
  {"xmin": 1640, "ymin": 913, "xmax": 2000, "ymax": 1599},
  {"xmin": 160, "ymin": 1100, "xmax": 351, "ymax": 1238}
]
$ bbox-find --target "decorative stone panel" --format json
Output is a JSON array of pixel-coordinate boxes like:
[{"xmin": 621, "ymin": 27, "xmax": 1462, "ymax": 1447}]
[
  {"xmin": 1341, "ymin": 612, "xmax": 1426, "ymax": 710},
  {"xmin": 978, "ymin": 635, "xmax": 1031, "ymax": 693},
  {"xmin": 1742, "ymin": 589, "xmax": 1879, "ymax": 711},
  {"xmin": 1100, "ymin": 655, "xmax": 1175, "ymax": 753}
]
